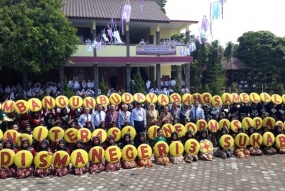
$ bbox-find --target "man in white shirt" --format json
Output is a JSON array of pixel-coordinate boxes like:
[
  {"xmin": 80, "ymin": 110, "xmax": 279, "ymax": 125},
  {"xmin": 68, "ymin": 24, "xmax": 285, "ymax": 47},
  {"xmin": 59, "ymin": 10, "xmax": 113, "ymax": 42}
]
[
  {"xmin": 131, "ymin": 102, "xmax": 147, "ymax": 145},
  {"xmin": 146, "ymin": 80, "xmax": 151, "ymax": 91},
  {"xmin": 170, "ymin": 79, "xmax": 176, "ymax": 87},
  {"xmin": 78, "ymin": 107, "xmax": 92, "ymax": 129},
  {"xmin": 118, "ymin": 104, "xmax": 131, "ymax": 128},
  {"xmin": 91, "ymin": 104, "xmax": 106, "ymax": 129},
  {"xmin": 190, "ymin": 101, "xmax": 205, "ymax": 123}
]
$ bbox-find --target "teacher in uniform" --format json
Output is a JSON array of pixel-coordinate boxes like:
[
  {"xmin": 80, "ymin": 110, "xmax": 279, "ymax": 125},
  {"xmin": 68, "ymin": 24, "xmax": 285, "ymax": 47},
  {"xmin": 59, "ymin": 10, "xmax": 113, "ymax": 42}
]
[{"xmin": 131, "ymin": 102, "xmax": 147, "ymax": 145}]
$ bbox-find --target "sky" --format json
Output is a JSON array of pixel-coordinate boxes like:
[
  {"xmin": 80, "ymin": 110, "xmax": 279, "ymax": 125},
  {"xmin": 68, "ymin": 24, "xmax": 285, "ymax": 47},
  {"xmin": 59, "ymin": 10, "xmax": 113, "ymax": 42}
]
[{"xmin": 165, "ymin": 0, "xmax": 285, "ymax": 47}]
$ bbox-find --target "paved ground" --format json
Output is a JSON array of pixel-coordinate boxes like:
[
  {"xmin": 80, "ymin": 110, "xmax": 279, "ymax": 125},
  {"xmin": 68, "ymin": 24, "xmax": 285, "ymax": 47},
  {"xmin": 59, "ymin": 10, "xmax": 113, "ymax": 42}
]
[{"xmin": 1, "ymin": 155, "xmax": 285, "ymax": 191}]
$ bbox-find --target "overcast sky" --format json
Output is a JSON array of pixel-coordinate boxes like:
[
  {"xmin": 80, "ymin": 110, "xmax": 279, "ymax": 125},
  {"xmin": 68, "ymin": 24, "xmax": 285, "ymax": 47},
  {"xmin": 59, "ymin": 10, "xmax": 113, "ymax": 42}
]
[{"xmin": 165, "ymin": 0, "xmax": 285, "ymax": 46}]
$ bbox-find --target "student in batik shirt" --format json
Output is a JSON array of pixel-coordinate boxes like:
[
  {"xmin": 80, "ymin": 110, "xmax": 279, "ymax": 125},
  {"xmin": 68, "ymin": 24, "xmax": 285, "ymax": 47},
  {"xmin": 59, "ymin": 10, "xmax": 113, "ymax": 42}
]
[
  {"xmin": 246, "ymin": 126, "xmax": 263, "ymax": 156},
  {"xmin": 168, "ymin": 131, "xmax": 185, "ymax": 164},
  {"xmin": 153, "ymin": 128, "xmax": 170, "ymax": 165},
  {"xmin": 89, "ymin": 136, "xmax": 105, "ymax": 174},
  {"xmin": 119, "ymin": 133, "xmax": 137, "ymax": 169},
  {"xmin": 214, "ymin": 127, "xmax": 232, "ymax": 159},
  {"xmin": 183, "ymin": 130, "xmax": 198, "ymax": 163}
]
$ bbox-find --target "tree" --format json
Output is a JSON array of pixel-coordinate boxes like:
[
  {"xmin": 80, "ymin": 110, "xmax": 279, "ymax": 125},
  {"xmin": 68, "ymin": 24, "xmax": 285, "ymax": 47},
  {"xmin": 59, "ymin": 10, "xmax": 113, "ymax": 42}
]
[
  {"xmin": 235, "ymin": 31, "xmax": 285, "ymax": 92},
  {"xmin": 100, "ymin": 77, "xmax": 109, "ymax": 95},
  {"xmin": 223, "ymin": 41, "xmax": 237, "ymax": 64},
  {"xmin": 133, "ymin": 67, "xmax": 145, "ymax": 93},
  {"xmin": 275, "ymin": 84, "xmax": 285, "ymax": 95},
  {"xmin": 202, "ymin": 84, "xmax": 211, "ymax": 93},
  {"xmin": 156, "ymin": 0, "xmax": 167, "ymax": 14},
  {"xmin": 231, "ymin": 82, "xmax": 238, "ymax": 93},
  {"xmin": 63, "ymin": 77, "xmax": 75, "ymax": 98},
  {"xmin": 0, "ymin": 0, "xmax": 79, "ymax": 73}
]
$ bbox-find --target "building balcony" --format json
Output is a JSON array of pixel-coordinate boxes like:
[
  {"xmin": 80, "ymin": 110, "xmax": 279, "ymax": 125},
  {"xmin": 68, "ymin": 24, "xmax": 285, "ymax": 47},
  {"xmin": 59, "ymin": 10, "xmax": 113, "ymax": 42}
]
[{"xmin": 72, "ymin": 44, "xmax": 187, "ymax": 57}]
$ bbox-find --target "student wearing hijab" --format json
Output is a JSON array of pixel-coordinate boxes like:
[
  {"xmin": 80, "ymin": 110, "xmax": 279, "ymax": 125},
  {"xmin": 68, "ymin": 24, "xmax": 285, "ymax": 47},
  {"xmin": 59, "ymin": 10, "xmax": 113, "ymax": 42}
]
[
  {"xmin": 246, "ymin": 126, "xmax": 263, "ymax": 156},
  {"xmin": 234, "ymin": 128, "xmax": 250, "ymax": 158},
  {"xmin": 198, "ymin": 129, "xmax": 214, "ymax": 161},
  {"xmin": 168, "ymin": 131, "xmax": 185, "ymax": 164},
  {"xmin": 105, "ymin": 135, "xmax": 121, "ymax": 172},
  {"xmin": 135, "ymin": 132, "xmax": 152, "ymax": 168},
  {"xmin": 261, "ymin": 126, "xmax": 277, "ymax": 155},
  {"xmin": 213, "ymin": 127, "xmax": 232, "ymax": 159},
  {"xmin": 120, "ymin": 133, "xmax": 137, "ymax": 169},
  {"xmin": 34, "ymin": 139, "xmax": 53, "ymax": 177},
  {"xmin": 71, "ymin": 139, "xmax": 88, "ymax": 175},
  {"xmin": 89, "ymin": 136, "xmax": 105, "ymax": 174},
  {"xmin": 0, "ymin": 139, "xmax": 17, "ymax": 179},
  {"xmin": 53, "ymin": 139, "xmax": 70, "ymax": 177},
  {"xmin": 183, "ymin": 130, "xmax": 198, "ymax": 163},
  {"xmin": 273, "ymin": 125, "xmax": 285, "ymax": 154},
  {"xmin": 153, "ymin": 128, "xmax": 170, "ymax": 165},
  {"xmin": 16, "ymin": 139, "xmax": 35, "ymax": 178}
]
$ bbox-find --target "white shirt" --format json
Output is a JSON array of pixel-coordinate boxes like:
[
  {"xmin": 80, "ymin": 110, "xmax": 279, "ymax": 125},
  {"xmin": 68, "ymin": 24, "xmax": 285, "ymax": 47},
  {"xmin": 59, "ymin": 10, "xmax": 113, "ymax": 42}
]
[
  {"xmin": 91, "ymin": 110, "xmax": 106, "ymax": 128},
  {"xmin": 118, "ymin": 111, "xmax": 131, "ymax": 126},
  {"xmin": 78, "ymin": 113, "xmax": 92, "ymax": 128},
  {"xmin": 146, "ymin": 81, "xmax": 151, "ymax": 89},
  {"xmin": 170, "ymin": 80, "xmax": 176, "ymax": 86},
  {"xmin": 131, "ymin": 108, "xmax": 146, "ymax": 126}
]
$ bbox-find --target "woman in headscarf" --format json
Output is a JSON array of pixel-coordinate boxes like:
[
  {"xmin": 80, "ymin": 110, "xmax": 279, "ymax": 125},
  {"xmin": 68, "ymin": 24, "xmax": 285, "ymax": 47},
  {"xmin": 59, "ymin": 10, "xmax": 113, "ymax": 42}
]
[
  {"xmin": 0, "ymin": 139, "xmax": 17, "ymax": 179},
  {"xmin": 16, "ymin": 139, "xmax": 35, "ymax": 179},
  {"xmin": 71, "ymin": 139, "xmax": 88, "ymax": 175},
  {"xmin": 183, "ymin": 130, "xmax": 198, "ymax": 163},
  {"xmin": 180, "ymin": 104, "xmax": 191, "ymax": 125},
  {"xmin": 198, "ymin": 129, "xmax": 214, "ymax": 161},
  {"xmin": 246, "ymin": 126, "xmax": 263, "ymax": 156},
  {"xmin": 105, "ymin": 135, "xmax": 121, "ymax": 172},
  {"xmin": 53, "ymin": 139, "xmax": 70, "ymax": 177},
  {"xmin": 234, "ymin": 128, "xmax": 250, "ymax": 158},
  {"xmin": 213, "ymin": 127, "xmax": 232, "ymax": 159},
  {"xmin": 89, "ymin": 136, "xmax": 105, "ymax": 174},
  {"xmin": 34, "ymin": 139, "xmax": 53, "ymax": 177},
  {"xmin": 119, "ymin": 133, "xmax": 137, "ymax": 169},
  {"xmin": 261, "ymin": 126, "xmax": 277, "ymax": 155},
  {"xmin": 146, "ymin": 103, "xmax": 159, "ymax": 128},
  {"xmin": 135, "ymin": 132, "xmax": 153, "ymax": 168},
  {"xmin": 168, "ymin": 131, "xmax": 185, "ymax": 164},
  {"xmin": 273, "ymin": 125, "xmax": 285, "ymax": 154}
]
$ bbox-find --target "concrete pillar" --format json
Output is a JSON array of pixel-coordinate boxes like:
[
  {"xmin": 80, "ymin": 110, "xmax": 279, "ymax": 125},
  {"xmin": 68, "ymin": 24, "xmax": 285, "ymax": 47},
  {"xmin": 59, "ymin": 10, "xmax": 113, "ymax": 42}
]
[
  {"xmin": 59, "ymin": 66, "xmax": 65, "ymax": 94},
  {"xmin": 185, "ymin": 29, "xmax": 191, "ymax": 90},
  {"xmin": 150, "ymin": 66, "xmax": 154, "ymax": 86},
  {"xmin": 92, "ymin": 20, "xmax": 97, "ymax": 57},
  {"xmin": 93, "ymin": 64, "xmax": 99, "ymax": 95},
  {"xmin": 156, "ymin": 64, "xmax": 161, "ymax": 89},
  {"xmin": 125, "ymin": 23, "xmax": 131, "ymax": 93},
  {"xmin": 177, "ymin": 65, "xmax": 182, "ymax": 88}
]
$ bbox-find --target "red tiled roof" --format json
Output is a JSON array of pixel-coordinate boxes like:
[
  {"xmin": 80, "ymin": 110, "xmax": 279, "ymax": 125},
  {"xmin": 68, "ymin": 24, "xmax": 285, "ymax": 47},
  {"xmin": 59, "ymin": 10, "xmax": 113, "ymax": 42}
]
[{"xmin": 62, "ymin": 0, "xmax": 170, "ymax": 22}]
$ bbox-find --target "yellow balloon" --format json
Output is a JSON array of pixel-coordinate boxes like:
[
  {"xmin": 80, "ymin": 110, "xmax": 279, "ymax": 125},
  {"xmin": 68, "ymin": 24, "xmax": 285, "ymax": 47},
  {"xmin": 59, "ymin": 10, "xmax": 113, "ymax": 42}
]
[
  {"xmin": 14, "ymin": 150, "xmax": 33, "ymax": 168},
  {"xmin": 107, "ymin": 127, "xmax": 122, "ymax": 142},
  {"xmin": 64, "ymin": 128, "xmax": 78, "ymax": 143},
  {"xmin": 16, "ymin": 134, "xmax": 33, "ymax": 147},
  {"xmin": 89, "ymin": 146, "xmax": 105, "ymax": 163},
  {"xmin": 14, "ymin": 100, "xmax": 29, "ymax": 114},
  {"xmin": 185, "ymin": 123, "xmax": 198, "ymax": 135},
  {"xmin": 260, "ymin": 92, "xmax": 271, "ymax": 103},
  {"xmin": 109, "ymin": 93, "xmax": 122, "ymax": 105},
  {"xmin": 184, "ymin": 139, "xmax": 200, "ymax": 154},
  {"xmin": 234, "ymin": 133, "xmax": 249, "ymax": 148},
  {"xmin": 221, "ymin": 93, "xmax": 233, "ymax": 105},
  {"xmin": 147, "ymin": 125, "xmax": 159, "ymax": 140},
  {"xmin": 121, "ymin": 145, "xmax": 138, "ymax": 161},
  {"xmin": 192, "ymin": 93, "xmax": 201, "ymax": 103},
  {"xmin": 231, "ymin": 93, "xmax": 240, "ymax": 103},
  {"xmin": 162, "ymin": 124, "xmax": 175, "ymax": 138},
  {"xmin": 262, "ymin": 132, "xmax": 275, "ymax": 147},
  {"xmin": 32, "ymin": 126, "xmax": 48, "ymax": 141},
  {"xmin": 55, "ymin": 96, "xmax": 69, "ymax": 108},
  {"xmin": 211, "ymin": 95, "xmax": 222, "ymax": 107},
  {"xmin": 92, "ymin": 129, "xmax": 107, "ymax": 143},
  {"xmin": 42, "ymin": 96, "xmax": 56, "ymax": 109},
  {"xmin": 282, "ymin": 94, "xmax": 285, "ymax": 104},
  {"xmin": 181, "ymin": 93, "xmax": 192, "ymax": 105},
  {"xmin": 69, "ymin": 96, "xmax": 83, "ymax": 109},
  {"xmin": 105, "ymin": 146, "xmax": 121, "ymax": 163},
  {"xmin": 199, "ymin": 140, "xmax": 213, "ymax": 154},
  {"xmin": 48, "ymin": 127, "xmax": 64, "ymax": 142},
  {"xmin": 219, "ymin": 135, "xmax": 234, "ymax": 149},
  {"xmin": 271, "ymin": 94, "xmax": 282, "ymax": 105},
  {"xmin": 230, "ymin": 120, "xmax": 241, "ymax": 133},
  {"xmin": 253, "ymin": 117, "xmax": 263, "ymax": 130},
  {"xmin": 153, "ymin": 142, "xmax": 169, "ymax": 157},
  {"xmin": 137, "ymin": 144, "xmax": 152, "ymax": 159},
  {"xmin": 275, "ymin": 134, "xmax": 285, "ymax": 149},
  {"xmin": 83, "ymin": 97, "xmax": 96, "ymax": 109},
  {"xmin": 1, "ymin": 100, "xmax": 15, "ymax": 113},
  {"xmin": 70, "ymin": 149, "xmax": 88, "ymax": 168},
  {"xmin": 249, "ymin": 93, "xmax": 260, "ymax": 103},
  {"xmin": 3, "ymin": 130, "xmax": 19, "ymax": 143},
  {"xmin": 262, "ymin": 117, "xmax": 275, "ymax": 129},
  {"xmin": 77, "ymin": 128, "xmax": 91, "ymax": 143},
  {"xmin": 0, "ymin": 129, "xmax": 3, "ymax": 140},
  {"xmin": 121, "ymin": 93, "xmax": 134, "ymax": 104},
  {"xmin": 169, "ymin": 93, "xmax": 181, "ymax": 103},
  {"xmin": 218, "ymin": 119, "xmax": 231, "ymax": 130},
  {"xmin": 196, "ymin": 119, "xmax": 208, "ymax": 131},
  {"xmin": 207, "ymin": 120, "xmax": 219, "ymax": 133},
  {"xmin": 241, "ymin": 117, "xmax": 254, "ymax": 130},
  {"xmin": 145, "ymin": 93, "xmax": 158, "ymax": 104},
  {"xmin": 239, "ymin": 93, "xmax": 250, "ymax": 103},
  {"xmin": 0, "ymin": 149, "xmax": 15, "ymax": 167},
  {"xmin": 133, "ymin": 93, "xmax": 146, "ymax": 103},
  {"xmin": 34, "ymin": 151, "xmax": 52, "ymax": 169},
  {"xmin": 276, "ymin": 121, "xmax": 284, "ymax": 129},
  {"xmin": 157, "ymin": 94, "xmax": 169, "ymax": 106},
  {"xmin": 28, "ymin": 98, "xmax": 42, "ymax": 112},
  {"xmin": 201, "ymin": 93, "xmax": 212, "ymax": 104},
  {"xmin": 249, "ymin": 133, "xmax": 263, "ymax": 147},
  {"xmin": 52, "ymin": 151, "xmax": 70, "ymax": 168},
  {"xmin": 169, "ymin": 141, "xmax": 184, "ymax": 157},
  {"xmin": 173, "ymin": 124, "xmax": 186, "ymax": 138},
  {"xmin": 96, "ymin": 95, "xmax": 109, "ymax": 107},
  {"xmin": 121, "ymin": 126, "xmax": 137, "ymax": 141}
]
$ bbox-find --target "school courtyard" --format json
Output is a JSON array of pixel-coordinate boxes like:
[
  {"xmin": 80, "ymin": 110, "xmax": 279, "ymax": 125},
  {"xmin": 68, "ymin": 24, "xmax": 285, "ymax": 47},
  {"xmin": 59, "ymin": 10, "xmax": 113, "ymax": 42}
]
[{"xmin": 1, "ymin": 155, "xmax": 285, "ymax": 191}]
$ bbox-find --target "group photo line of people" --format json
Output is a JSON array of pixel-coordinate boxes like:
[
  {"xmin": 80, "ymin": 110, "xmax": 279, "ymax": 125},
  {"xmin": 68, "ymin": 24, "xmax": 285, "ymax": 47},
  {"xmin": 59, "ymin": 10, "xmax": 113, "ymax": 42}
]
[{"xmin": 1, "ymin": 91, "xmax": 285, "ymax": 179}]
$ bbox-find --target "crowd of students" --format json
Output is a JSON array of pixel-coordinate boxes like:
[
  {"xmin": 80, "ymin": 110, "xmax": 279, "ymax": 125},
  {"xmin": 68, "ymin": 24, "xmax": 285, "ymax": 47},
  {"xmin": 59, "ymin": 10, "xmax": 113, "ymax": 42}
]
[{"xmin": 0, "ymin": 98, "xmax": 285, "ymax": 179}]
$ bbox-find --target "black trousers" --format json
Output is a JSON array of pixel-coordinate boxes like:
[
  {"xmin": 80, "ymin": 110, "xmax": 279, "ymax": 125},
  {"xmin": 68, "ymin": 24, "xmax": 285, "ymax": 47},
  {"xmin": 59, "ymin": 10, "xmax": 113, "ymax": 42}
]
[{"xmin": 134, "ymin": 120, "xmax": 144, "ymax": 145}]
